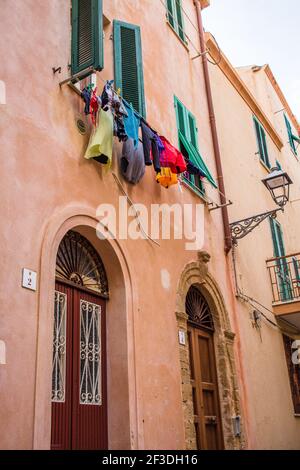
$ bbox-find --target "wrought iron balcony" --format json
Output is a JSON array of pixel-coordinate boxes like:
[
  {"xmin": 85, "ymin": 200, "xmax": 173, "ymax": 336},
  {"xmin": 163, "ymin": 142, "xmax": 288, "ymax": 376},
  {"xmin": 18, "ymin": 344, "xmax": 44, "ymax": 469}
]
[{"xmin": 266, "ymin": 252, "xmax": 300, "ymax": 308}]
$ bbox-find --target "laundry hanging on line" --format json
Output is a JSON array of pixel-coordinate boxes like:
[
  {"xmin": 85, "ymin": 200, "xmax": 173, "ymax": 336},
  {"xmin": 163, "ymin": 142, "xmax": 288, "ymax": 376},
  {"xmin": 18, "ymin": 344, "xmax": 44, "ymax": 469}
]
[{"xmin": 80, "ymin": 79, "xmax": 212, "ymax": 188}]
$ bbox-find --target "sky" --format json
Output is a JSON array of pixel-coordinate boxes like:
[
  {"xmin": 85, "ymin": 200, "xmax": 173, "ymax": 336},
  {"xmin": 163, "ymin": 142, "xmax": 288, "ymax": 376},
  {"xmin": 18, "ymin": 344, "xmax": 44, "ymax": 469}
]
[{"xmin": 202, "ymin": 0, "xmax": 300, "ymax": 121}]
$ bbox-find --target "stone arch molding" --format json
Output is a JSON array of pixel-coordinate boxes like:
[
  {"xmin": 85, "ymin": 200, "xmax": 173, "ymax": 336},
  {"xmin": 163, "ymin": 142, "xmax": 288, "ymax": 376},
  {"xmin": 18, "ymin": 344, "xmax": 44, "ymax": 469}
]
[
  {"xmin": 176, "ymin": 251, "xmax": 245, "ymax": 450},
  {"xmin": 33, "ymin": 204, "xmax": 141, "ymax": 450}
]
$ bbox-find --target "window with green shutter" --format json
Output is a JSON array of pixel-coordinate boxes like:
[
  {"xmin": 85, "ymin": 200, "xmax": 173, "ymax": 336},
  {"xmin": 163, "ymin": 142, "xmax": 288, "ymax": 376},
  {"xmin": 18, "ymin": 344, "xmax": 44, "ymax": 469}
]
[
  {"xmin": 113, "ymin": 20, "xmax": 146, "ymax": 117},
  {"xmin": 71, "ymin": 0, "xmax": 103, "ymax": 75},
  {"xmin": 166, "ymin": 0, "xmax": 186, "ymax": 43},
  {"xmin": 174, "ymin": 96, "xmax": 217, "ymax": 197},
  {"xmin": 253, "ymin": 116, "xmax": 271, "ymax": 169},
  {"xmin": 269, "ymin": 218, "xmax": 293, "ymax": 301},
  {"xmin": 284, "ymin": 114, "xmax": 299, "ymax": 156}
]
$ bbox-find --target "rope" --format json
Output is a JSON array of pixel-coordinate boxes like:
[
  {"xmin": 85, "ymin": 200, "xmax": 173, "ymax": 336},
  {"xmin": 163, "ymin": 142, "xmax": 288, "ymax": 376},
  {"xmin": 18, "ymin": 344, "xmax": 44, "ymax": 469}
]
[{"xmin": 111, "ymin": 172, "xmax": 160, "ymax": 247}]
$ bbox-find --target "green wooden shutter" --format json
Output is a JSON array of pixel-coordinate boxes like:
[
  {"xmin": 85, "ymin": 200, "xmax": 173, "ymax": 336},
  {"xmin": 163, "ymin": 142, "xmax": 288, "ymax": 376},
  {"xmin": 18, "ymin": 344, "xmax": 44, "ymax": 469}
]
[
  {"xmin": 174, "ymin": 96, "xmax": 217, "ymax": 190},
  {"xmin": 253, "ymin": 117, "xmax": 270, "ymax": 168},
  {"xmin": 284, "ymin": 114, "xmax": 297, "ymax": 155},
  {"xmin": 166, "ymin": 0, "xmax": 175, "ymax": 28},
  {"xmin": 269, "ymin": 218, "xmax": 285, "ymax": 258},
  {"xmin": 292, "ymin": 257, "xmax": 300, "ymax": 283},
  {"xmin": 175, "ymin": 0, "xmax": 184, "ymax": 41},
  {"xmin": 254, "ymin": 117, "xmax": 264, "ymax": 162},
  {"xmin": 176, "ymin": 100, "xmax": 187, "ymax": 136},
  {"xmin": 188, "ymin": 113, "xmax": 198, "ymax": 149},
  {"xmin": 71, "ymin": 0, "xmax": 103, "ymax": 75},
  {"xmin": 260, "ymin": 127, "xmax": 270, "ymax": 168},
  {"xmin": 113, "ymin": 20, "xmax": 146, "ymax": 117},
  {"xmin": 269, "ymin": 218, "xmax": 292, "ymax": 301}
]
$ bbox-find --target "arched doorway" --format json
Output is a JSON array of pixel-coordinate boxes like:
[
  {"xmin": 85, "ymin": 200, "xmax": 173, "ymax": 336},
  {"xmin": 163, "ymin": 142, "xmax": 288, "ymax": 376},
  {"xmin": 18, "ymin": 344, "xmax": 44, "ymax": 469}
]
[
  {"xmin": 185, "ymin": 285, "xmax": 223, "ymax": 450},
  {"xmin": 175, "ymin": 251, "xmax": 244, "ymax": 450},
  {"xmin": 51, "ymin": 230, "xmax": 109, "ymax": 450}
]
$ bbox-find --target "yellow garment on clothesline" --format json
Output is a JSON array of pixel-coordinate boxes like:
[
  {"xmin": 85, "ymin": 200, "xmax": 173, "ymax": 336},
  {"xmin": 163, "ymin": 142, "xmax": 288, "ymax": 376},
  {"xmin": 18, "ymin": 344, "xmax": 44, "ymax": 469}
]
[
  {"xmin": 84, "ymin": 108, "xmax": 113, "ymax": 169},
  {"xmin": 156, "ymin": 167, "xmax": 178, "ymax": 188}
]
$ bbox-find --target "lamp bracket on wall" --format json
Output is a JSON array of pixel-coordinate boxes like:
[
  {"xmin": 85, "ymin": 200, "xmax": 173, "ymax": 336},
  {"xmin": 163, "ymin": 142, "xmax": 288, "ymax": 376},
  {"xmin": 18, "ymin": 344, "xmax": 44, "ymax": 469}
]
[{"xmin": 230, "ymin": 208, "xmax": 283, "ymax": 245}]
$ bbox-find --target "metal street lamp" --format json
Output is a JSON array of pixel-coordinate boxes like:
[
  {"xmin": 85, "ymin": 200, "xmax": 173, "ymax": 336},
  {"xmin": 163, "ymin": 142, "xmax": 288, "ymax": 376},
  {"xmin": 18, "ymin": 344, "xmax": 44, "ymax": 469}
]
[
  {"xmin": 230, "ymin": 167, "xmax": 293, "ymax": 245},
  {"xmin": 261, "ymin": 168, "xmax": 293, "ymax": 208}
]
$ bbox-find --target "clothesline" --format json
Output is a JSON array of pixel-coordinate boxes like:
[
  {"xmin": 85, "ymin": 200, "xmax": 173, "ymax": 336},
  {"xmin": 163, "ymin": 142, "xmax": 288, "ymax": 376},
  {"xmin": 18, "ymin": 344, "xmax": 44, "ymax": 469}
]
[
  {"xmin": 82, "ymin": 74, "xmax": 225, "ymax": 195},
  {"xmin": 89, "ymin": 72, "xmax": 158, "ymax": 134}
]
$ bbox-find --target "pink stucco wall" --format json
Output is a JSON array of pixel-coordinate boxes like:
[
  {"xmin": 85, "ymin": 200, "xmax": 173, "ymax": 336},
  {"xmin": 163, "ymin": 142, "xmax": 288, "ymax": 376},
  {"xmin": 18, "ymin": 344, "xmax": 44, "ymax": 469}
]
[
  {"xmin": 0, "ymin": 0, "xmax": 241, "ymax": 449},
  {"xmin": 1, "ymin": 0, "xmax": 298, "ymax": 450}
]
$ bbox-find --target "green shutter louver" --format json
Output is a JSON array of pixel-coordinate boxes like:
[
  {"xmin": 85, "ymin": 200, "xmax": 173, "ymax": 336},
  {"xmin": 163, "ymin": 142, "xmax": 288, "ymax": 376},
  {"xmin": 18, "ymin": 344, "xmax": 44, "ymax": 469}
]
[
  {"xmin": 174, "ymin": 96, "xmax": 217, "ymax": 191},
  {"xmin": 166, "ymin": 0, "xmax": 185, "ymax": 43},
  {"xmin": 179, "ymin": 131, "xmax": 217, "ymax": 188},
  {"xmin": 167, "ymin": 0, "xmax": 175, "ymax": 28},
  {"xmin": 71, "ymin": 0, "xmax": 103, "ymax": 75},
  {"xmin": 253, "ymin": 116, "xmax": 271, "ymax": 169},
  {"xmin": 284, "ymin": 114, "xmax": 298, "ymax": 155},
  {"xmin": 113, "ymin": 20, "xmax": 146, "ymax": 117},
  {"xmin": 176, "ymin": 101, "xmax": 186, "ymax": 135},
  {"xmin": 175, "ymin": 0, "xmax": 184, "ymax": 41},
  {"xmin": 269, "ymin": 218, "xmax": 292, "ymax": 301},
  {"xmin": 188, "ymin": 114, "xmax": 198, "ymax": 149}
]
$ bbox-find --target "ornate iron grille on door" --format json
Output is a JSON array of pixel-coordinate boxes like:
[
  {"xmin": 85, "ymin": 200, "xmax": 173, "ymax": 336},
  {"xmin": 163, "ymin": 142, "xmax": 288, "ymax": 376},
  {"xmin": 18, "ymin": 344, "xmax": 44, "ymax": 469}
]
[{"xmin": 186, "ymin": 285, "xmax": 214, "ymax": 330}]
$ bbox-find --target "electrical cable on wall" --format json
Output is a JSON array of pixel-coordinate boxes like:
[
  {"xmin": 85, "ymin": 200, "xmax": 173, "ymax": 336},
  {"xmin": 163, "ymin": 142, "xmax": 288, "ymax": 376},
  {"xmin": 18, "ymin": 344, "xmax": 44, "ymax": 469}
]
[{"xmin": 158, "ymin": 0, "xmax": 222, "ymax": 66}]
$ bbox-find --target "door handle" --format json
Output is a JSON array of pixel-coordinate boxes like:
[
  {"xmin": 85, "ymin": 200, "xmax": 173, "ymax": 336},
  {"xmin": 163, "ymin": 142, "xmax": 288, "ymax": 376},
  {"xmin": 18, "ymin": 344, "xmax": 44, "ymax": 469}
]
[{"xmin": 206, "ymin": 415, "xmax": 217, "ymax": 424}]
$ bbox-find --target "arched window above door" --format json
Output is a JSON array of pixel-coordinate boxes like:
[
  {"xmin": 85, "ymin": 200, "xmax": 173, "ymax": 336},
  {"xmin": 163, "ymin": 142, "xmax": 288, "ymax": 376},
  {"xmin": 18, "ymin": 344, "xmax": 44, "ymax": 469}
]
[
  {"xmin": 185, "ymin": 285, "xmax": 214, "ymax": 331},
  {"xmin": 55, "ymin": 230, "xmax": 109, "ymax": 298}
]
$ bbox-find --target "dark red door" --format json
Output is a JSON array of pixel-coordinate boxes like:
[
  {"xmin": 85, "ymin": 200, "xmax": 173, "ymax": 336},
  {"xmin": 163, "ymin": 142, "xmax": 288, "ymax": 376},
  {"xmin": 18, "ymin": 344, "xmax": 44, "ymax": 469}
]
[{"xmin": 51, "ymin": 281, "xmax": 107, "ymax": 450}]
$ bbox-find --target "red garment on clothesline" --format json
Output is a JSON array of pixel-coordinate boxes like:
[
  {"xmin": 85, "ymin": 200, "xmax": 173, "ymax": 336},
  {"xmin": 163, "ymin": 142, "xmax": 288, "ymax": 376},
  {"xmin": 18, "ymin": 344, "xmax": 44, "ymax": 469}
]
[{"xmin": 159, "ymin": 136, "xmax": 187, "ymax": 174}]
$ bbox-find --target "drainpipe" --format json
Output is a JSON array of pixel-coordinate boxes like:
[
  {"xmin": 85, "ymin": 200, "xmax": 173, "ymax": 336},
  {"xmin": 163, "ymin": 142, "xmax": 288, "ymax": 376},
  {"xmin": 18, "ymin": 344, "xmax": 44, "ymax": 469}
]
[{"xmin": 194, "ymin": 1, "xmax": 232, "ymax": 253}]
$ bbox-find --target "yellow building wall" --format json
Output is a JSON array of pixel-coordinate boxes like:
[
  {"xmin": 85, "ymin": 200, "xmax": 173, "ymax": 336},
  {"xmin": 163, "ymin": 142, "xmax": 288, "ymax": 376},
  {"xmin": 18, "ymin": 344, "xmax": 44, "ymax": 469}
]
[{"xmin": 208, "ymin": 57, "xmax": 300, "ymax": 449}]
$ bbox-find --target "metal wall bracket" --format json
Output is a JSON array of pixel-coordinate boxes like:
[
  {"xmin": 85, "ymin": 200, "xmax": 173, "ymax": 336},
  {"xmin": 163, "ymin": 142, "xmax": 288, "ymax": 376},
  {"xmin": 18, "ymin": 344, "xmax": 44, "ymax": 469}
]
[
  {"xmin": 208, "ymin": 200, "xmax": 233, "ymax": 212},
  {"xmin": 230, "ymin": 208, "xmax": 283, "ymax": 245},
  {"xmin": 59, "ymin": 66, "xmax": 96, "ymax": 88}
]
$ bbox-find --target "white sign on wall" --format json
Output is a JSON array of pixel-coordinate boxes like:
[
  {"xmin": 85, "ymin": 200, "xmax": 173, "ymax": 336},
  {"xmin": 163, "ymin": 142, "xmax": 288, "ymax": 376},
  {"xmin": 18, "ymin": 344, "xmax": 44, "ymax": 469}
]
[
  {"xmin": 178, "ymin": 330, "xmax": 186, "ymax": 346},
  {"xmin": 0, "ymin": 80, "xmax": 6, "ymax": 105},
  {"xmin": 0, "ymin": 340, "xmax": 6, "ymax": 365},
  {"xmin": 22, "ymin": 268, "xmax": 37, "ymax": 291}
]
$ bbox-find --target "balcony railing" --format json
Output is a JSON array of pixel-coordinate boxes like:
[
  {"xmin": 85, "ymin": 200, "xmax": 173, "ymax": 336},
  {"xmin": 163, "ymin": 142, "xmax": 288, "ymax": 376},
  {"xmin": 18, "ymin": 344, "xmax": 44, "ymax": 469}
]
[{"xmin": 266, "ymin": 252, "xmax": 300, "ymax": 303}]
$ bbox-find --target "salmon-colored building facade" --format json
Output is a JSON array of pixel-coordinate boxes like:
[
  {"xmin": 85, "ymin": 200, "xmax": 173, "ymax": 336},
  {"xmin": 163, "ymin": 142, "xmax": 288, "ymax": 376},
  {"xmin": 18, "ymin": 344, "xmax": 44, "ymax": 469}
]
[{"xmin": 0, "ymin": 0, "xmax": 299, "ymax": 450}]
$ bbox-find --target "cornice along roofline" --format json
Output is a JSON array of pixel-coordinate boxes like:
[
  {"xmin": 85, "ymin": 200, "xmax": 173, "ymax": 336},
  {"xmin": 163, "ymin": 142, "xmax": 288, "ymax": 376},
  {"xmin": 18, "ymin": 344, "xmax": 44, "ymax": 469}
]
[
  {"xmin": 205, "ymin": 32, "xmax": 283, "ymax": 151},
  {"xmin": 263, "ymin": 64, "xmax": 300, "ymax": 136}
]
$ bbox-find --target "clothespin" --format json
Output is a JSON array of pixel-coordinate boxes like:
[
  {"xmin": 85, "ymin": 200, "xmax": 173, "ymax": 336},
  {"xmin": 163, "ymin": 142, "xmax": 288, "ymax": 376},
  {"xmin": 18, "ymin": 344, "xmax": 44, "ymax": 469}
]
[
  {"xmin": 87, "ymin": 83, "xmax": 95, "ymax": 91},
  {"xmin": 116, "ymin": 88, "xmax": 121, "ymax": 96}
]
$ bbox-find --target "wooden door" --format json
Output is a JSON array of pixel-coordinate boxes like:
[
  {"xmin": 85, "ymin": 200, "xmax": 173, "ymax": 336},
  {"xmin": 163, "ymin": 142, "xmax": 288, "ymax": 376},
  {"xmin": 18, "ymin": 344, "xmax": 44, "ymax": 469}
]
[
  {"xmin": 187, "ymin": 324, "xmax": 223, "ymax": 450},
  {"xmin": 51, "ymin": 281, "xmax": 107, "ymax": 450}
]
